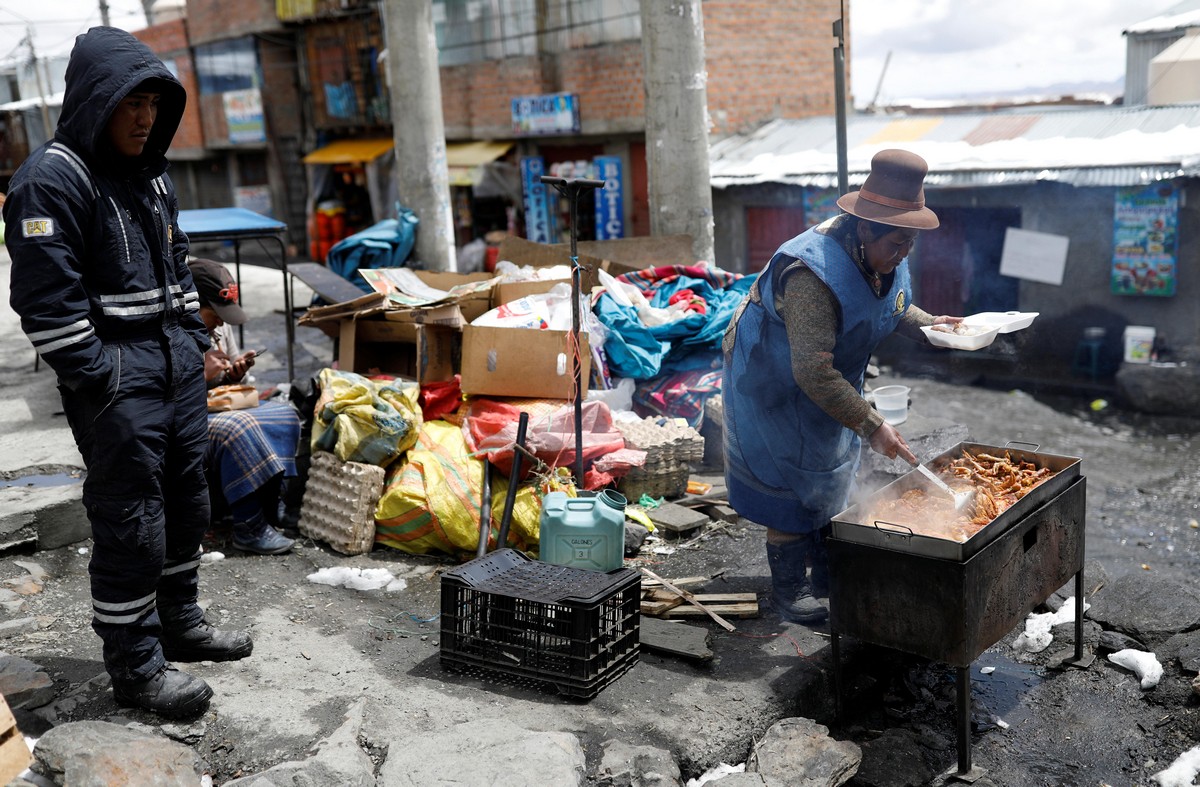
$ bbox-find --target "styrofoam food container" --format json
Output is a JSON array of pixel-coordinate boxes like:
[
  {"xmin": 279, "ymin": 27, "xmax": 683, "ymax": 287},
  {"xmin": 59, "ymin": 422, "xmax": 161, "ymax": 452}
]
[
  {"xmin": 962, "ymin": 311, "xmax": 1039, "ymax": 333},
  {"xmin": 920, "ymin": 323, "xmax": 1000, "ymax": 351}
]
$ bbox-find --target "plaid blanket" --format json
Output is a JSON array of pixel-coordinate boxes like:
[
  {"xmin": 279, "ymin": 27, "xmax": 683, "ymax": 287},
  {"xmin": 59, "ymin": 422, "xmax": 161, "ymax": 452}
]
[{"xmin": 207, "ymin": 400, "xmax": 301, "ymax": 505}]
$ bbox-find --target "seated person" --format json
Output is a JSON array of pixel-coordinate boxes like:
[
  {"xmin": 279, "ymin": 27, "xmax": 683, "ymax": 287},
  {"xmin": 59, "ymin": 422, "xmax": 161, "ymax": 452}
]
[{"xmin": 189, "ymin": 258, "xmax": 297, "ymax": 555}]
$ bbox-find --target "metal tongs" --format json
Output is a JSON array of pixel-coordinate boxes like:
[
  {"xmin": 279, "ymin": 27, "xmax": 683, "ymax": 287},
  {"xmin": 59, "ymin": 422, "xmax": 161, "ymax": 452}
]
[{"xmin": 909, "ymin": 459, "xmax": 974, "ymax": 512}]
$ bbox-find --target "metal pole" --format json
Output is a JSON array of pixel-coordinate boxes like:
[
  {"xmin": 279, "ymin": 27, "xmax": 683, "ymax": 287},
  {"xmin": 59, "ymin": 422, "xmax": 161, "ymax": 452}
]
[
  {"xmin": 539, "ymin": 176, "xmax": 605, "ymax": 487},
  {"xmin": 26, "ymin": 30, "xmax": 53, "ymax": 143},
  {"xmin": 832, "ymin": 14, "xmax": 849, "ymax": 196}
]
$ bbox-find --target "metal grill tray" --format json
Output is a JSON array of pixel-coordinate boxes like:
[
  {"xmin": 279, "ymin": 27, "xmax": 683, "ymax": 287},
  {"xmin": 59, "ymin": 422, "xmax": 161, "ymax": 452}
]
[{"xmin": 831, "ymin": 441, "xmax": 1082, "ymax": 561}]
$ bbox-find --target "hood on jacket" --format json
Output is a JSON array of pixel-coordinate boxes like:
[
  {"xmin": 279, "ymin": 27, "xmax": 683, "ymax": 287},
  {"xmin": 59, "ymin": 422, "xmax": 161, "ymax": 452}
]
[{"xmin": 57, "ymin": 26, "xmax": 186, "ymax": 174}]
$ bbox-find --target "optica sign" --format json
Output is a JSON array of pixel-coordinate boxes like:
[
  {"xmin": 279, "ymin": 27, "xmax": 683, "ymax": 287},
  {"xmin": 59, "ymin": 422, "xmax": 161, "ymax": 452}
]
[
  {"xmin": 521, "ymin": 156, "xmax": 552, "ymax": 244},
  {"xmin": 593, "ymin": 156, "xmax": 624, "ymax": 240}
]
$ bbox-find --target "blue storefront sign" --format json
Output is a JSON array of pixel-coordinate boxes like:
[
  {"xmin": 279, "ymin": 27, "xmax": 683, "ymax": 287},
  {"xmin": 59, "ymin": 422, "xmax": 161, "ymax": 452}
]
[
  {"xmin": 511, "ymin": 92, "xmax": 581, "ymax": 137},
  {"xmin": 593, "ymin": 156, "xmax": 624, "ymax": 240},
  {"xmin": 521, "ymin": 156, "xmax": 553, "ymax": 244}
]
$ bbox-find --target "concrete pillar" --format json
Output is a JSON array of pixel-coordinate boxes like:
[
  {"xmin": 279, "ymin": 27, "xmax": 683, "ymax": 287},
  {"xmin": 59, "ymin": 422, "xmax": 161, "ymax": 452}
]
[
  {"xmin": 383, "ymin": 0, "xmax": 456, "ymax": 271},
  {"xmin": 640, "ymin": 0, "xmax": 715, "ymax": 264}
]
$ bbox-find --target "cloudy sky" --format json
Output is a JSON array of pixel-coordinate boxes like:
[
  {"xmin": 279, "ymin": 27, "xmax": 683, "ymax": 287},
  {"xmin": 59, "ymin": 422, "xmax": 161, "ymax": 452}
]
[
  {"xmin": 0, "ymin": 0, "xmax": 1189, "ymax": 105},
  {"xmin": 848, "ymin": 0, "xmax": 1186, "ymax": 105},
  {"xmin": 0, "ymin": 1, "xmax": 147, "ymax": 62}
]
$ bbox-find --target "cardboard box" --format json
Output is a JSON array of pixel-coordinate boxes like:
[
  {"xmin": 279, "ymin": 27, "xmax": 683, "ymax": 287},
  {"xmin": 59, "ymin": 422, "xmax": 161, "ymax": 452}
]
[
  {"xmin": 337, "ymin": 304, "xmax": 466, "ymax": 383},
  {"xmin": 409, "ymin": 270, "xmax": 494, "ymax": 322},
  {"xmin": 492, "ymin": 277, "xmax": 572, "ymax": 309},
  {"xmin": 460, "ymin": 325, "xmax": 591, "ymax": 399}
]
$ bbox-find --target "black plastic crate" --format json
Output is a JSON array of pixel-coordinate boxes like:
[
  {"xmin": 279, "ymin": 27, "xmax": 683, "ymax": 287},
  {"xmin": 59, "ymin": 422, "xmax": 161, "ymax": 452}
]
[{"xmin": 439, "ymin": 549, "xmax": 640, "ymax": 699}]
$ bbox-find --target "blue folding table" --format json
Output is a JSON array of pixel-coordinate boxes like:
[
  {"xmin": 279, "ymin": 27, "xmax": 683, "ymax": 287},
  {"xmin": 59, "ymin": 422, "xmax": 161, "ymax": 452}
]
[{"xmin": 177, "ymin": 207, "xmax": 295, "ymax": 381}]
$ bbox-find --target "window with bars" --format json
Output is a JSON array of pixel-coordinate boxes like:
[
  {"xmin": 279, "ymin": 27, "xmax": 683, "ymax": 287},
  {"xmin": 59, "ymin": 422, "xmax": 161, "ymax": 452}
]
[
  {"xmin": 194, "ymin": 38, "xmax": 260, "ymax": 95},
  {"xmin": 433, "ymin": 0, "xmax": 641, "ymax": 66}
]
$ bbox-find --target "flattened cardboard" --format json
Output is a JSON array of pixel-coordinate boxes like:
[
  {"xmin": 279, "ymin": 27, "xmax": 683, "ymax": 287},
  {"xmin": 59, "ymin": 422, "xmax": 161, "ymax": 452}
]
[{"xmin": 460, "ymin": 325, "xmax": 591, "ymax": 400}]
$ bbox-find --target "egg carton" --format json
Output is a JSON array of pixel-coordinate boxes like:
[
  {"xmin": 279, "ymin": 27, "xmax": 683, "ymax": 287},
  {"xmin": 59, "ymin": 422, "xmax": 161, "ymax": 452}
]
[
  {"xmin": 297, "ymin": 451, "xmax": 386, "ymax": 555},
  {"xmin": 616, "ymin": 417, "xmax": 705, "ymax": 500}
]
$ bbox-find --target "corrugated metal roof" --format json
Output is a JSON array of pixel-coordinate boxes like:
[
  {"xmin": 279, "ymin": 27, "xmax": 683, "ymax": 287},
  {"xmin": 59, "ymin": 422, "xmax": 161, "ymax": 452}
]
[{"xmin": 709, "ymin": 104, "xmax": 1200, "ymax": 189}]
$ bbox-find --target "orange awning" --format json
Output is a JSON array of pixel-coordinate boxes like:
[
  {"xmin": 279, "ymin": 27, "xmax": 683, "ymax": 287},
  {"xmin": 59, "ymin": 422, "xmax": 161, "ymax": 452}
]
[{"xmin": 303, "ymin": 138, "xmax": 393, "ymax": 165}]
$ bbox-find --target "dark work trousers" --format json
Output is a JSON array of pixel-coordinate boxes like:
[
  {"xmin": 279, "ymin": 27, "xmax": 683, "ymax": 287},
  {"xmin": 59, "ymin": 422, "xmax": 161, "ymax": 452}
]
[{"xmin": 61, "ymin": 327, "xmax": 210, "ymax": 683}]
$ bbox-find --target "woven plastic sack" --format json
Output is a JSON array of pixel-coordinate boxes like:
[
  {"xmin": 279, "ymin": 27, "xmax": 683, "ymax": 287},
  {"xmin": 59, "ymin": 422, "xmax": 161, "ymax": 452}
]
[
  {"xmin": 311, "ymin": 368, "xmax": 421, "ymax": 467},
  {"xmin": 374, "ymin": 419, "xmax": 569, "ymax": 558}
]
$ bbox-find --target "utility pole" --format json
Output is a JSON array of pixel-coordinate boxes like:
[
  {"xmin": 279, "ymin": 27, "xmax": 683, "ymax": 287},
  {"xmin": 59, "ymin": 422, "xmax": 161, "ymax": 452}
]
[
  {"xmin": 26, "ymin": 29, "xmax": 53, "ymax": 143},
  {"xmin": 640, "ymin": 0, "xmax": 715, "ymax": 265},
  {"xmin": 99, "ymin": 0, "xmax": 111, "ymax": 26},
  {"xmin": 833, "ymin": 6, "xmax": 849, "ymax": 196},
  {"xmin": 382, "ymin": 0, "xmax": 456, "ymax": 271}
]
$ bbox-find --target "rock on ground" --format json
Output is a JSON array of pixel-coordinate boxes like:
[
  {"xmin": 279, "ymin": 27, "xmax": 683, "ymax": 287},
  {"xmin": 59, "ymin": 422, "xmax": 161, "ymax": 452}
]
[
  {"xmin": 31, "ymin": 720, "xmax": 205, "ymax": 786},
  {"xmin": 1086, "ymin": 573, "xmax": 1200, "ymax": 645},
  {"xmin": 377, "ymin": 719, "xmax": 586, "ymax": 786},
  {"xmin": 223, "ymin": 697, "xmax": 373, "ymax": 786},
  {"xmin": 597, "ymin": 739, "xmax": 683, "ymax": 787},
  {"xmin": 746, "ymin": 717, "xmax": 860, "ymax": 787}
]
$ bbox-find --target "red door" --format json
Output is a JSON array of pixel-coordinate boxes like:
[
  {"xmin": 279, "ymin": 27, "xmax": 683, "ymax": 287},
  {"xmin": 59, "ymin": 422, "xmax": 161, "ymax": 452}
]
[
  {"xmin": 745, "ymin": 206, "xmax": 807, "ymax": 273},
  {"xmin": 913, "ymin": 208, "xmax": 967, "ymax": 316}
]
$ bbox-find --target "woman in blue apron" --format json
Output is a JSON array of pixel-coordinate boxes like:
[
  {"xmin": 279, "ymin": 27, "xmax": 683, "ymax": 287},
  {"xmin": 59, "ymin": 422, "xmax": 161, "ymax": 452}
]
[{"xmin": 723, "ymin": 149, "xmax": 963, "ymax": 624}]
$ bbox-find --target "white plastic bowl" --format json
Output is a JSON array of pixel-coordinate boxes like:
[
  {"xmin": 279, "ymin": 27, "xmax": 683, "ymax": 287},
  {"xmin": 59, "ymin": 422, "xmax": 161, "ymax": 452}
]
[{"xmin": 920, "ymin": 323, "xmax": 1001, "ymax": 351}]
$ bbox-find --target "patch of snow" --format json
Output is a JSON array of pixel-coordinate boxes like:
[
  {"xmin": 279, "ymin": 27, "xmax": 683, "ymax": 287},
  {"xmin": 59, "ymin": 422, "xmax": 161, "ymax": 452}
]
[
  {"xmin": 686, "ymin": 762, "xmax": 745, "ymax": 787},
  {"xmin": 1107, "ymin": 648, "xmax": 1164, "ymax": 690},
  {"xmin": 1152, "ymin": 744, "xmax": 1200, "ymax": 787},
  {"xmin": 1012, "ymin": 596, "xmax": 1088, "ymax": 653},
  {"xmin": 307, "ymin": 567, "xmax": 401, "ymax": 592}
]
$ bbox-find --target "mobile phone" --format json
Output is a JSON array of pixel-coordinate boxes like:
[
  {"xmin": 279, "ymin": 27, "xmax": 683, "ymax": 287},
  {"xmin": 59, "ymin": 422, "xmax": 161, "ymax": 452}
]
[{"xmin": 246, "ymin": 348, "xmax": 268, "ymax": 357}]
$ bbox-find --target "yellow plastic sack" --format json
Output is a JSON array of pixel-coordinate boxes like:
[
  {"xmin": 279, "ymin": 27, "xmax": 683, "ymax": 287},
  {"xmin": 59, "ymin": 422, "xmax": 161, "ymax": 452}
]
[
  {"xmin": 311, "ymin": 368, "xmax": 421, "ymax": 467},
  {"xmin": 374, "ymin": 420, "xmax": 570, "ymax": 558}
]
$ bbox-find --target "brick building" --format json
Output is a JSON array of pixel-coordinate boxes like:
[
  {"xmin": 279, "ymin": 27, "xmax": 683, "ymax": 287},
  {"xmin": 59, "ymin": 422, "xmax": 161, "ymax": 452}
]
[{"xmin": 134, "ymin": 0, "xmax": 843, "ymax": 258}]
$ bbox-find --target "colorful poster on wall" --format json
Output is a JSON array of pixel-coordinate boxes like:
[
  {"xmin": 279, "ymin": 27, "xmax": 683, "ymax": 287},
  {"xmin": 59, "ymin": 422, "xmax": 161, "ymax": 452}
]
[
  {"xmin": 593, "ymin": 156, "xmax": 624, "ymax": 240},
  {"xmin": 223, "ymin": 88, "xmax": 266, "ymax": 144},
  {"xmin": 804, "ymin": 187, "xmax": 841, "ymax": 227},
  {"xmin": 1111, "ymin": 184, "xmax": 1178, "ymax": 297},
  {"xmin": 521, "ymin": 156, "xmax": 553, "ymax": 244}
]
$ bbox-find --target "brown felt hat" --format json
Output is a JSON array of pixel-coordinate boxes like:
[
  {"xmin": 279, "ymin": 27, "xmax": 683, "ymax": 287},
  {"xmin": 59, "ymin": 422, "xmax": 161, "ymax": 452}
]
[
  {"xmin": 836, "ymin": 149, "xmax": 940, "ymax": 230},
  {"xmin": 188, "ymin": 258, "xmax": 247, "ymax": 325}
]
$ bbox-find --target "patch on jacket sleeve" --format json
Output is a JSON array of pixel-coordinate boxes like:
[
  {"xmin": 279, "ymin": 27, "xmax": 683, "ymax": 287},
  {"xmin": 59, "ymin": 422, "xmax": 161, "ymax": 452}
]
[{"xmin": 21, "ymin": 218, "xmax": 55, "ymax": 238}]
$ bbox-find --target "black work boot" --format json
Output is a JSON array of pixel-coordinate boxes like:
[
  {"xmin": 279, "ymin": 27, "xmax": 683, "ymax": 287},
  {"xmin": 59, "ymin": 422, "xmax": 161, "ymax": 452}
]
[
  {"xmin": 162, "ymin": 620, "xmax": 253, "ymax": 663},
  {"xmin": 112, "ymin": 665, "xmax": 213, "ymax": 719},
  {"xmin": 766, "ymin": 540, "xmax": 828, "ymax": 624}
]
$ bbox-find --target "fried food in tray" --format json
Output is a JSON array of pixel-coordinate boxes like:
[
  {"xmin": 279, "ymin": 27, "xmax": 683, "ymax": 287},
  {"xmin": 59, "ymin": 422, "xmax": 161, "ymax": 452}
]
[{"xmin": 866, "ymin": 449, "xmax": 1058, "ymax": 543}]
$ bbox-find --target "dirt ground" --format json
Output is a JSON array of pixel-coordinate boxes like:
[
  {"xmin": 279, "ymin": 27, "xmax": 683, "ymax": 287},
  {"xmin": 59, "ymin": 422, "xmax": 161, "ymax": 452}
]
[{"xmin": 3, "ymin": 373, "xmax": 1199, "ymax": 786}]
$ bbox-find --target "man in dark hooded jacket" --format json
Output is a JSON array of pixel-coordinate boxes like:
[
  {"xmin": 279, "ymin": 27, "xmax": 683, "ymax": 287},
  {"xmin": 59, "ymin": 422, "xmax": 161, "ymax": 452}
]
[{"xmin": 4, "ymin": 27, "xmax": 252, "ymax": 719}]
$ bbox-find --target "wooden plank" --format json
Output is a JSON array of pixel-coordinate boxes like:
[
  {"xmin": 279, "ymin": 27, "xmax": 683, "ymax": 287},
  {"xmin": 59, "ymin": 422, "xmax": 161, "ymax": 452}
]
[
  {"xmin": 640, "ymin": 597, "xmax": 684, "ymax": 616},
  {"xmin": 640, "ymin": 568, "xmax": 737, "ymax": 632},
  {"xmin": 643, "ymin": 590, "xmax": 756, "ymax": 605},
  {"xmin": 662, "ymin": 602, "xmax": 760, "ymax": 619},
  {"xmin": 640, "ymin": 575, "xmax": 710, "ymax": 589},
  {"xmin": 639, "ymin": 617, "xmax": 713, "ymax": 662},
  {"xmin": 289, "ymin": 261, "xmax": 369, "ymax": 305}
]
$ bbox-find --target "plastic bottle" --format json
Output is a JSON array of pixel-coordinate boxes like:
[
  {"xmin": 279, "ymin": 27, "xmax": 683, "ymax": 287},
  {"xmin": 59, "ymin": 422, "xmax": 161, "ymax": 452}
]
[{"xmin": 538, "ymin": 489, "xmax": 628, "ymax": 572}]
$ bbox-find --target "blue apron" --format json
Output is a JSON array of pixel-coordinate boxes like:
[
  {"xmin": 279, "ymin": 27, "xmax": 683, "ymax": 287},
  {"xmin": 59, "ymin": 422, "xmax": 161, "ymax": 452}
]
[{"xmin": 722, "ymin": 223, "xmax": 911, "ymax": 533}]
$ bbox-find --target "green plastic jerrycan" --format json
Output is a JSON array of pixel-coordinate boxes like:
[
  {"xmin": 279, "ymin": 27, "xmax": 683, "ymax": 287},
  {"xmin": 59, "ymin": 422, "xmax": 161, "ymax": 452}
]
[{"xmin": 538, "ymin": 489, "xmax": 628, "ymax": 572}]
